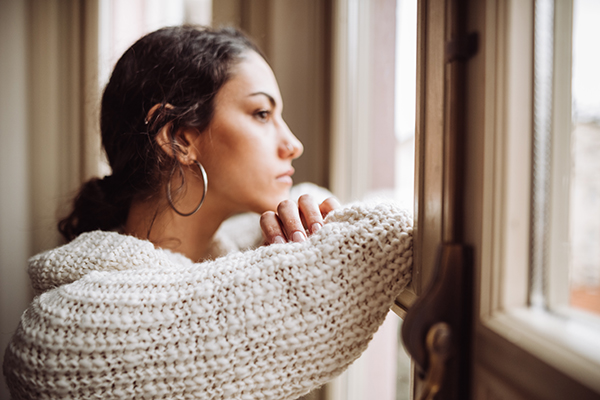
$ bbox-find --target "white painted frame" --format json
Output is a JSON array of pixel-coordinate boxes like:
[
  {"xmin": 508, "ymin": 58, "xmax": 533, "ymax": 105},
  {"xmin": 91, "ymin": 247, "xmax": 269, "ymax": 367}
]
[{"xmin": 330, "ymin": 0, "xmax": 371, "ymax": 204}]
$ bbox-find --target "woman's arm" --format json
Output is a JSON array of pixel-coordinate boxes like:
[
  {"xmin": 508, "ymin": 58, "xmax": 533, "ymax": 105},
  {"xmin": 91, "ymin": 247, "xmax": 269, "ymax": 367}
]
[{"xmin": 4, "ymin": 202, "xmax": 412, "ymax": 400}]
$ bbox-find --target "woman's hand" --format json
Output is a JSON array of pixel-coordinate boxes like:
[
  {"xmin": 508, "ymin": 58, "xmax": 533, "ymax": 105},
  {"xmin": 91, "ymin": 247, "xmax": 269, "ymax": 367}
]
[{"xmin": 260, "ymin": 195, "xmax": 341, "ymax": 244}]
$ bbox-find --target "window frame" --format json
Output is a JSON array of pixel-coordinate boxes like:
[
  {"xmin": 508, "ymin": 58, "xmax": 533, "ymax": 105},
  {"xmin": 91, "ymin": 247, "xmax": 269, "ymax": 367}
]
[{"xmin": 474, "ymin": 0, "xmax": 600, "ymax": 397}]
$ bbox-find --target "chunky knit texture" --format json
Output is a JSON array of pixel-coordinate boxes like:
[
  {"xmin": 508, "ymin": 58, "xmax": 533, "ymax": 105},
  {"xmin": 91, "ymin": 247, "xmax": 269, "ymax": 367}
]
[{"xmin": 4, "ymin": 202, "xmax": 412, "ymax": 400}]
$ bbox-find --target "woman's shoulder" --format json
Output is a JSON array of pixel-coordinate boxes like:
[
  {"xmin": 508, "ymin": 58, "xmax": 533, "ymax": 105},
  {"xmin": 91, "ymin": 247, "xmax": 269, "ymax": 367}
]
[{"xmin": 28, "ymin": 230, "xmax": 178, "ymax": 295}]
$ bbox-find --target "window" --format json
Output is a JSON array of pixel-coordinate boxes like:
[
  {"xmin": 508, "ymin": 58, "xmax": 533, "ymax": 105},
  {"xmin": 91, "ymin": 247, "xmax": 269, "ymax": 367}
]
[
  {"xmin": 531, "ymin": 0, "xmax": 600, "ymax": 319},
  {"xmin": 518, "ymin": 0, "xmax": 600, "ymax": 357},
  {"xmin": 402, "ymin": 0, "xmax": 600, "ymax": 397},
  {"xmin": 565, "ymin": 0, "xmax": 600, "ymax": 316},
  {"xmin": 472, "ymin": 0, "xmax": 600, "ymax": 397},
  {"xmin": 328, "ymin": 1, "xmax": 417, "ymax": 399}
]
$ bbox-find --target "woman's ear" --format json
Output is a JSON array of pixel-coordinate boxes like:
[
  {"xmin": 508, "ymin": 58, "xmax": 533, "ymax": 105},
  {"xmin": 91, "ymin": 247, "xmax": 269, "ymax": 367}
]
[
  {"xmin": 147, "ymin": 102, "xmax": 203, "ymax": 165},
  {"xmin": 155, "ymin": 125, "xmax": 202, "ymax": 165}
]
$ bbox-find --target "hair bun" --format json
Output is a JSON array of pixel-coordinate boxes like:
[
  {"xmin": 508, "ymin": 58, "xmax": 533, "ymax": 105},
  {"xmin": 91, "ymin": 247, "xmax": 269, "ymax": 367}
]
[
  {"xmin": 98, "ymin": 174, "xmax": 115, "ymax": 190},
  {"xmin": 58, "ymin": 176, "xmax": 129, "ymax": 241}
]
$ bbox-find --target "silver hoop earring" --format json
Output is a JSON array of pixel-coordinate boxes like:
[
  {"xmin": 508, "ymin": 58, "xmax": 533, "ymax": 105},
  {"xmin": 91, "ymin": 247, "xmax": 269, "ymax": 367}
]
[{"xmin": 167, "ymin": 160, "xmax": 208, "ymax": 217}]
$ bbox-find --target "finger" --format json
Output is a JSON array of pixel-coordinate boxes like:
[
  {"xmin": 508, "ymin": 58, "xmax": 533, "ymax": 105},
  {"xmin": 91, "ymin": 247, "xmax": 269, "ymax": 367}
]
[
  {"xmin": 277, "ymin": 199, "xmax": 307, "ymax": 243},
  {"xmin": 297, "ymin": 194, "xmax": 324, "ymax": 235},
  {"xmin": 319, "ymin": 197, "xmax": 341, "ymax": 218},
  {"xmin": 260, "ymin": 211, "xmax": 286, "ymax": 245}
]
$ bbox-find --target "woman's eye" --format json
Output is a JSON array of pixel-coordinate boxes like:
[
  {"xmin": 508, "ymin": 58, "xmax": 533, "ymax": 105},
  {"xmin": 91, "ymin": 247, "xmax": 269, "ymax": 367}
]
[{"xmin": 255, "ymin": 110, "xmax": 271, "ymax": 122}]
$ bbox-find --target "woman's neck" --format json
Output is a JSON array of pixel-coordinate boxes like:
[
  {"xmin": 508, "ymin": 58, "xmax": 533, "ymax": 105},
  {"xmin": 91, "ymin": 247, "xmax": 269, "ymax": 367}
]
[{"xmin": 124, "ymin": 197, "xmax": 233, "ymax": 262}]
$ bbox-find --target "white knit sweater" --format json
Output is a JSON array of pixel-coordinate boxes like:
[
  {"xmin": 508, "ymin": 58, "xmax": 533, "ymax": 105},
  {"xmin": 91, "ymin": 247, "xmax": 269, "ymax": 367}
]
[{"xmin": 3, "ymin": 202, "xmax": 413, "ymax": 400}]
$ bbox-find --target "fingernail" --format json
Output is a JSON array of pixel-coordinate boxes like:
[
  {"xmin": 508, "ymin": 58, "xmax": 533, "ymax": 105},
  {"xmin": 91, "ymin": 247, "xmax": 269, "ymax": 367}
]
[
  {"xmin": 272, "ymin": 236, "xmax": 285, "ymax": 244},
  {"xmin": 292, "ymin": 231, "xmax": 306, "ymax": 243},
  {"xmin": 311, "ymin": 223, "xmax": 322, "ymax": 234}
]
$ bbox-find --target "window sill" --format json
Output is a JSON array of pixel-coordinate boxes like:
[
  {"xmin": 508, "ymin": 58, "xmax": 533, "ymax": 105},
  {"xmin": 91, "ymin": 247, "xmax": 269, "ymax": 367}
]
[{"xmin": 484, "ymin": 307, "xmax": 600, "ymax": 394}]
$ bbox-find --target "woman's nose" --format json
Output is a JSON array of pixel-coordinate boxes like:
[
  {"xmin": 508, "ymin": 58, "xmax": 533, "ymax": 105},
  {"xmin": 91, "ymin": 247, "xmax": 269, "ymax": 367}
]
[{"xmin": 279, "ymin": 122, "xmax": 304, "ymax": 160}]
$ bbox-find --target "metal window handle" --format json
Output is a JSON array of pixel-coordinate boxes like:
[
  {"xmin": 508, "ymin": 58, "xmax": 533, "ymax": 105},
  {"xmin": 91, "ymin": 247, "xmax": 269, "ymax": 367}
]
[
  {"xmin": 401, "ymin": 244, "xmax": 472, "ymax": 400},
  {"xmin": 419, "ymin": 322, "xmax": 453, "ymax": 400}
]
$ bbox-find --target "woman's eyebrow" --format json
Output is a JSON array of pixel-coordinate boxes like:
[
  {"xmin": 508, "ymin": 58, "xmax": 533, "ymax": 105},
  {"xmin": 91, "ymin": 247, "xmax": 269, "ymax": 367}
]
[{"xmin": 248, "ymin": 92, "xmax": 276, "ymax": 107}]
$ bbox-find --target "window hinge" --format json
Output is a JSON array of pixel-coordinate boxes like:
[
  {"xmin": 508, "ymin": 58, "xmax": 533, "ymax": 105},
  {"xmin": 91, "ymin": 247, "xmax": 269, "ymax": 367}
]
[{"xmin": 445, "ymin": 32, "xmax": 479, "ymax": 63}]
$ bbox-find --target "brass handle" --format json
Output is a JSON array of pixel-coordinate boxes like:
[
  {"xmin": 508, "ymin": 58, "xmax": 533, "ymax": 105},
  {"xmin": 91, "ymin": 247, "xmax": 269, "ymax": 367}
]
[
  {"xmin": 419, "ymin": 322, "xmax": 452, "ymax": 400},
  {"xmin": 401, "ymin": 244, "xmax": 472, "ymax": 399}
]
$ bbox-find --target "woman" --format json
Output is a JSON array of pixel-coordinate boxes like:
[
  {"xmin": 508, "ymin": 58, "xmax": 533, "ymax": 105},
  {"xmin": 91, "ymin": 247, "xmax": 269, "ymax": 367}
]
[{"xmin": 3, "ymin": 26, "xmax": 413, "ymax": 399}]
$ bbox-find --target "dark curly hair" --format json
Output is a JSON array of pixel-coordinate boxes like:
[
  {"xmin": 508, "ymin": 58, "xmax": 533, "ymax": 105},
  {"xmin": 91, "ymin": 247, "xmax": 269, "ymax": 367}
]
[{"xmin": 59, "ymin": 26, "xmax": 261, "ymax": 241}]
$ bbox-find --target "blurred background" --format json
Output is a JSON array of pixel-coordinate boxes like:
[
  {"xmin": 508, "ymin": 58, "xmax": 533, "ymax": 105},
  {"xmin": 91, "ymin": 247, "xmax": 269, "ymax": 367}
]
[
  {"xmin": 3, "ymin": 1, "xmax": 599, "ymax": 399},
  {"xmin": 0, "ymin": 1, "xmax": 418, "ymax": 399}
]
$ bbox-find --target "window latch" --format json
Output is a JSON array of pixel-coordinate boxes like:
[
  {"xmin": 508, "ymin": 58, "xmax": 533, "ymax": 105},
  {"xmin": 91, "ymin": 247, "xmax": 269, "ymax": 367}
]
[{"xmin": 401, "ymin": 243, "xmax": 473, "ymax": 399}]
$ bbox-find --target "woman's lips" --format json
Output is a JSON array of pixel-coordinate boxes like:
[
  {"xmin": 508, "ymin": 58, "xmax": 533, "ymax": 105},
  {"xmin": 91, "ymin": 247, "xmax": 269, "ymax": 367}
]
[{"xmin": 276, "ymin": 168, "xmax": 295, "ymax": 185}]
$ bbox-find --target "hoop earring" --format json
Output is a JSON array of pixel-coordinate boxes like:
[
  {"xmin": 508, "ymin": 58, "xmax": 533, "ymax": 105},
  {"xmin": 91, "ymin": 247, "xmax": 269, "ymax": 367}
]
[{"xmin": 166, "ymin": 160, "xmax": 208, "ymax": 217}]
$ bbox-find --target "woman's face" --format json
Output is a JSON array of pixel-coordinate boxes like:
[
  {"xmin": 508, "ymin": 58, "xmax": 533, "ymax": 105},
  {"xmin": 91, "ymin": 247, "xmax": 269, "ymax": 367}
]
[{"xmin": 194, "ymin": 50, "xmax": 304, "ymax": 215}]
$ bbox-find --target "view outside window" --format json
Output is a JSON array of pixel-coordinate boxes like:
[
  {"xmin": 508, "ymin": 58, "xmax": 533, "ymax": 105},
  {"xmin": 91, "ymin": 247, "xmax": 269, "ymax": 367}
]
[
  {"xmin": 99, "ymin": 0, "xmax": 188, "ymax": 87},
  {"xmin": 342, "ymin": 1, "xmax": 416, "ymax": 400},
  {"xmin": 569, "ymin": 0, "xmax": 600, "ymax": 315}
]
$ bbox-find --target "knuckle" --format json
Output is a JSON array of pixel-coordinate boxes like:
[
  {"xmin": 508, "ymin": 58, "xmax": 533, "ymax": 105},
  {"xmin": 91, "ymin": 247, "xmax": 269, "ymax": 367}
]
[
  {"xmin": 298, "ymin": 194, "xmax": 313, "ymax": 204},
  {"xmin": 324, "ymin": 197, "xmax": 340, "ymax": 208},
  {"xmin": 277, "ymin": 199, "xmax": 295, "ymax": 212},
  {"xmin": 260, "ymin": 211, "xmax": 275, "ymax": 222},
  {"xmin": 260, "ymin": 213, "xmax": 277, "ymax": 230},
  {"xmin": 281, "ymin": 199, "xmax": 295, "ymax": 207}
]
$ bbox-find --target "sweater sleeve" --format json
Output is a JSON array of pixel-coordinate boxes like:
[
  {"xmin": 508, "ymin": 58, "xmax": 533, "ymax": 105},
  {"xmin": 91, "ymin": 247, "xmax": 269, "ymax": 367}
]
[
  {"xmin": 206, "ymin": 182, "xmax": 338, "ymax": 257},
  {"xmin": 4, "ymin": 202, "xmax": 412, "ymax": 400}
]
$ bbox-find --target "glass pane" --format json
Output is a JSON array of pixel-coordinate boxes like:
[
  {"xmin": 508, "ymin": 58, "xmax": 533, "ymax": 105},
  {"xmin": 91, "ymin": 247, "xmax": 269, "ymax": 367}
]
[
  {"xmin": 343, "ymin": 315, "xmax": 411, "ymax": 400},
  {"xmin": 395, "ymin": 0, "xmax": 417, "ymax": 210},
  {"xmin": 569, "ymin": 0, "xmax": 600, "ymax": 316},
  {"xmin": 532, "ymin": 0, "xmax": 600, "ymax": 318},
  {"xmin": 337, "ymin": 0, "xmax": 416, "ymax": 398}
]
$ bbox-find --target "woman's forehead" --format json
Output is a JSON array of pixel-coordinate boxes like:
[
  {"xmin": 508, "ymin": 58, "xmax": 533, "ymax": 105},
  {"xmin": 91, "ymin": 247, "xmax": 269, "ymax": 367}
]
[{"xmin": 219, "ymin": 52, "xmax": 282, "ymax": 104}]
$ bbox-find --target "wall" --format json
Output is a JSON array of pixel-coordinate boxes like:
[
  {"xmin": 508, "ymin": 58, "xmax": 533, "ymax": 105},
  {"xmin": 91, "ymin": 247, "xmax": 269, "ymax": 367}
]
[
  {"xmin": 0, "ymin": 2, "xmax": 32, "ymax": 398},
  {"xmin": 0, "ymin": 2, "xmax": 100, "ymax": 398}
]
